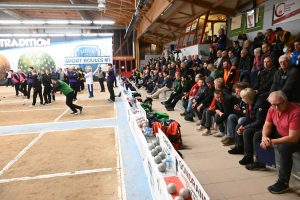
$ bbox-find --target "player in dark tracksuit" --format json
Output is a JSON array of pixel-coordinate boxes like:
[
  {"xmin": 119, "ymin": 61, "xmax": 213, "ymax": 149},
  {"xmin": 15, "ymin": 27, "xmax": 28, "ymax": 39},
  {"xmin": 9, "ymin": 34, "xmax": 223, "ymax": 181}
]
[
  {"xmin": 68, "ymin": 66, "xmax": 79, "ymax": 101},
  {"xmin": 30, "ymin": 70, "xmax": 43, "ymax": 107},
  {"xmin": 41, "ymin": 69, "xmax": 52, "ymax": 105},
  {"xmin": 27, "ymin": 67, "xmax": 34, "ymax": 100}
]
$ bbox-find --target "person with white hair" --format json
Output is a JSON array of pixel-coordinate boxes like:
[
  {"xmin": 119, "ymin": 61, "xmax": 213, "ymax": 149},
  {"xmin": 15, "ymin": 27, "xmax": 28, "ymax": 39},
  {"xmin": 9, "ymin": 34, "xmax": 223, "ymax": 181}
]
[
  {"xmin": 246, "ymin": 91, "xmax": 300, "ymax": 194},
  {"xmin": 250, "ymin": 48, "xmax": 262, "ymax": 85},
  {"xmin": 85, "ymin": 66, "xmax": 94, "ymax": 98},
  {"xmin": 270, "ymin": 54, "xmax": 300, "ymax": 102}
]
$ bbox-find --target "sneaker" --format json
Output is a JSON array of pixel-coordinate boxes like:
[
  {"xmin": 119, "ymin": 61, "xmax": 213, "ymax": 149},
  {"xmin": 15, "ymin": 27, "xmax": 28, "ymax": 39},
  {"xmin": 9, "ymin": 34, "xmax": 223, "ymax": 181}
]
[
  {"xmin": 29, "ymin": 105, "xmax": 35, "ymax": 107},
  {"xmin": 245, "ymin": 162, "xmax": 267, "ymax": 171},
  {"xmin": 196, "ymin": 121, "xmax": 201, "ymax": 126},
  {"xmin": 44, "ymin": 103, "xmax": 49, "ymax": 106},
  {"xmin": 213, "ymin": 131, "xmax": 225, "ymax": 137},
  {"xmin": 239, "ymin": 156, "xmax": 254, "ymax": 165},
  {"xmin": 71, "ymin": 112, "xmax": 78, "ymax": 115},
  {"xmin": 180, "ymin": 111, "xmax": 188, "ymax": 116},
  {"xmin": 221, "ymin": 135, "xmax": 227, "ymax": 142},
  {"xmin": 14, "ymin": 95, "xmax": 18, "ymax": 98},
  {"xmin": 39, "ymin": 104, "xmax": 44, "ymax": 106},
  {"xmin": 118, "ymin": 92, "xmax": 121, "ymax": 97},
  {"xmin": 166, "ymin": 107, "xmax": 174, "ymax": 111},
  {"xmin": 108, "ymin": 99, "xmax": 115, "ymax": 103},
  {"xmin": 222, "ymin": 137, "xmax": 235, "ymax": 146},
  {"xmin": 24, "ymin": 98, "xmax": 29, "ymax": 102},
  {"xmin": 267, "ymin": 180, "xmax": 289, "ymax": 194},
  {"xmin": 202, "ymin": 129, "xmax": 212, "ymax": 136},
  {"xmin": 228, "ymin": 148, "xmax": 244, "ymax": 155},
  {"xmin": 52, "ymin": 99, "xmax": 56, "ymax": 102},
  {"xmin": 161, "ymin": 101, "xmax": 166, "ymax": 105},
  {"xmin": 79, "ymin": 107, "xmax": 84, "ymax": 114},
  {"xmin": 196, "ymin": 125, "xmax": 205, "ymax": 132}
]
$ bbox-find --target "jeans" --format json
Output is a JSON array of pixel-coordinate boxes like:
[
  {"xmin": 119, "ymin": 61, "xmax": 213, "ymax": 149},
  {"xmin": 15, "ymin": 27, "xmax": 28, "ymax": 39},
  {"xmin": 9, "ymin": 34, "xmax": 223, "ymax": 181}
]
[
  {"xmin": 226, "ymin": 114, "xmax": 239, "ymax": 138},
  {"xmin": 201, "ymin": 109, "xmax": 216, "ymax": 130},
  {"xmin": 186, "ymin": 99, "xmax": 194, "ymax": 112},
  {"xmin": 254, "ymin": 130, "xmax": 300, "ymax": 183}
]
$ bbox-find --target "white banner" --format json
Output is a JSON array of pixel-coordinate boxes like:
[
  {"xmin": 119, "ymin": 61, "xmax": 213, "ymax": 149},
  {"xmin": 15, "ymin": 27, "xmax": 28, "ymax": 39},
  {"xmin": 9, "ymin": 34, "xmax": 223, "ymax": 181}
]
[{"xmin": 273, "ymin": 0, "xmax": 300, "ymax": 25}]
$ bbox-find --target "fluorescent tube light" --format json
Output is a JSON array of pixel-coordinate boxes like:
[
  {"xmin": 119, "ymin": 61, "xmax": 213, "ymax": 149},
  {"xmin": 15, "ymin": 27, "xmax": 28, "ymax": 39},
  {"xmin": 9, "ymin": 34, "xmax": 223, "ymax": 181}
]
[
  {"xmin": 93, "ymin": 20, "xmax": 115, "ymax": 25},
  {"xmin": 48, "ymin": 34, "xmax": 65, "ymax": 37},
  {"xmin": 13, "ymin": 34, "xmax": 31, "ymax": 37},
  {"xmin": 46, "ymin": 20, "xmax": 69, "ymax": 24},
  {"xmin": 98, "ymin": 33, "xmax": 114, "ymax": 36},
  {"xmin": 0, "ymin": 20, "xmax": 21, "ymax": 24},
  {"xmin": 22, "ymin": 21, "xmax": 46, "ymax": 24},
  {"xmin": 31, "ymin": 34, "xmax": 48, "ymax": 37},
  {"xmin": 65, "ymin": 33, "xmax": 82, "ymax": 37},
  {"xmin": 82, "ymin": 33, "xmax": 98, "ymax": 36},
  {"xmin": 0, "ymin": 34, "xmax": 12, "ymax": 37},
  {"xmin": 69, "ymin": 20, "xmax": 92, "ymax": 24}
]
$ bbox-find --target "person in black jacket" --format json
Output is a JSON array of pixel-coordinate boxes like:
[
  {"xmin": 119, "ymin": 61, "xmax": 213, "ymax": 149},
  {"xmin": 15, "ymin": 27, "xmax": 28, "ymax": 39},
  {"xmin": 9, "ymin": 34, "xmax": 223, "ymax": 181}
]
[
  {"xmin": 233, "ymin": 40, "xmax": 243, "ymax": 58},
  {"xmin": 198, "ymin": 89, "xmax": 234, "ymax": 136},
  {"xmin": 228, "ymin": 88, "xmax": 270, "ymax": 165},
  {"xmin": 150, "ymin": 71, "xmax": 173, "ymax": 99},
  {"xmin": 252, "ymin": 57, "xmax": 278, "ymax": 96},
  {"xmin": 238, "ymin": 48, "xmax": 254, "ymax": 83},
  {"xmin": 164, "ymin": 74, "xmax": 192, "ymax": 111},
  {"xmin": 41, "ymin": 69, "xmax": 53, "ymax": 105},
  {"xmin": 270, "ymin": 54, "xmax": 300, "ymax": 102},
  {"xmin": 194, "ymin": 76, "xmax": 215, "ymax": 123},
  {"xmin": 30, "ymin": 70, "xmax": 43, "ymax": 107},
  {"xmin": 216, "ymin": 28, "xmax": 227, "ymax": 51},
  {"xmin": 221, "ymin": 82, "xmax": 249, "ymax": 145}
]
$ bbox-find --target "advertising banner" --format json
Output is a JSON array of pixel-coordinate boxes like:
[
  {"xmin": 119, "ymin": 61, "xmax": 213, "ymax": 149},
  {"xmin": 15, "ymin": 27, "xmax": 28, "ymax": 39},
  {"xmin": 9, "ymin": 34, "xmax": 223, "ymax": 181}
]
[
  {"xmin": 273, "ymin": 0, "xmax": 300, "ymax": 25},
  {"xmin": 0, "ymin": 38, "xmax": 112, "ymax": 85}
]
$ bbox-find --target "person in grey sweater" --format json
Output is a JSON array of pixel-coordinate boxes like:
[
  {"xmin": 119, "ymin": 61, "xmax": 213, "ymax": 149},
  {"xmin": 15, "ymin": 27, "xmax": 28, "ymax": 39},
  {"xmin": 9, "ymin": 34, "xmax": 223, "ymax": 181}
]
[{"xmin": 97, "ymin": 66, "xmax": 105, "ymax": 92}]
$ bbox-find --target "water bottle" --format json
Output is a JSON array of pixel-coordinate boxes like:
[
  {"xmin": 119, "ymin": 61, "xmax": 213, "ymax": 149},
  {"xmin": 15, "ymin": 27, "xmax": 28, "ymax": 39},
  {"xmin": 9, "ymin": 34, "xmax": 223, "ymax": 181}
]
[
  {"xmin": 166, "ymin": 152, "xmax": 172, "ymax": 170},
  {"xmin": 296, "ymin": 60, "xmax": 299, "ymax": 66}
]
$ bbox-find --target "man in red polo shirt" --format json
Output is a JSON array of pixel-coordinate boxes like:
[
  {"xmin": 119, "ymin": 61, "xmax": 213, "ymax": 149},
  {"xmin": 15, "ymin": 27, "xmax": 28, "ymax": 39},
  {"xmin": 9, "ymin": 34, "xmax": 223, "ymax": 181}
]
[{"xmin": 245, "ymin": 91, "xmax": 300, "ymax": 194}]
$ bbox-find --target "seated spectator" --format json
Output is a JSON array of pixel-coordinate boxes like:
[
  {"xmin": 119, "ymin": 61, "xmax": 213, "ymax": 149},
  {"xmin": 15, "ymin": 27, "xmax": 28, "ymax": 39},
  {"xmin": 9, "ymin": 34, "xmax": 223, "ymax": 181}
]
[
  {"xmin": 252, "ymin": 57, "xmax": 277, "ymax": 96},
  {"xmin": 148, "ymin": 72, "xmax": 164, "ymax": 94},
  {"xmin": 193, "ymin": 54, "xmax": 201, "ymax": 66},
  {"xmin": 216, "ymin": 28, "xmax": 227, "ymax": 51},
  {"xmin": 145, "ymin": 70, "xmax": 158, "ymax": 92},
  {"xmin": 164, "ymin": 74, "xmax": 192, "ymax": 111},
  {"xmin": 232, "ymin": 40, "xmax": 242, "ymax": 58},
  {"xmin": 208, "ymin": 47, "xmax": 217, "ymax": 63},
  {"xmin": 244, "ymin": 40, "xmax": 255, "ymax": 57},
  {"xmin": 246, "ymin": 91, "xmax": 300, "ymax": 194},
  {"xmin": 228, "ymin": 50, "xmax": 239, "ymax": 67},
  {"xmin": 180, "ymin": 74, "xmax": 200, "ymax": 116},
  {"xmin": 264, "ymin": 28, "xmax": 276, "ymax": 46},
  {"xmin": 191, "ymin": 64, "xmax": 200, "ymax": 79},
  {"xmin": 238, "ymin": 48, "xmax": 253, "ymax": 83},
  {"xmin": 207, "ymin": 64, "xmax": 220, "ymax": 79},
  {"xmin": 186, "ymin": 55, "xmax": 193, "ymax": 72},
  {"xmin": 150, "ymin": 71, "xmax": 173, "ymax": 99},
  {"xmin": 274, "ymin": 27, "xmax": 292, "ymax": 52},
  {"xmin": 202, "ymin": 61, "xmax": 210, "ymax": 78},
  {"xmin": 169, "ymin": 62, "xmax": 176, "ymax": 78},
  {"xmin": 214, "ymin": 50, "xmax": 222, "ymax": 69},
  {"xmin": 221, "ymin": 82, "xmax": 249, "ymax": 146},
  {"xmin": 217, "ymin": 50, "xmax": 229, "ymax": 71},
  {"xmin": 250, "ymin": 48, "xmax": 262, "ymax": 85},
  {"xmin": 212, "ymin": 34, "xmax": 218, "ymax": 43},
  {"xmin": 198, "ymin": 89, "xmax": 234, "ymax": 136},
  {"xmin": 129, "ymin": 69, "xmax": 137, "ymax": 82},
  {"xmin": 261, "ymin": 42, "xmax": 278, "ymax": 69},
  {"xmin": 175, "ymin": 63, "xmax": 181, "ymax": 73},
  {"xmin": 270, "ymin": 54, "xmax": 300, "ymax": 102},
  {"xmin": 162, "ymin": 65, "xmax": 167, "ymax": 73},
  {"xmin": 223, "ymin": 59, "xmax": 239, "ymax": 91},
  {"xmin": 194, "ymin": 76, "xmax": 215, "ymax": 125},
  {"xmin": 283, "ymin": 42, "xmax": 294, "ymax": 58},
  {"xmin": 253, "ymin": 32, "xmax": 265, "ymax": 48},
  {"xmin": 228, "ymin": 88, "xmax": 269, "ymax": 160},
  {"xmin": 291, "ymin": 40, "xmax": 300, "ymax": 70}
]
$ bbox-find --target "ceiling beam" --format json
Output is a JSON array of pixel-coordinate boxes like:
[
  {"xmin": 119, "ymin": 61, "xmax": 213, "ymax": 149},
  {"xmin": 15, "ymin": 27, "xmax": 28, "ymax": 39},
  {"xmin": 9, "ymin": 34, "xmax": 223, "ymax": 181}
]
[
  {"xmin": 180, "ymin": 0, "xmax": 235, "ymax": 16},
  {"xmin": 191, "ymin": 4, "xmax": 195, "ymax": 16},
  {"xmin": 70, "ymin": 0, "xmax": 91, "ymax": 20},
  {"xmin": 140, "ymin": 39, "xmax": 163, "ymax": 46},
  {"xmin": 106, "ymin": 1, "xmax": 134, "ymax": 9},
  {"xmin": 178, "ymin": 12, "xmax": 192, "ymax": 17},
  {"xmin": 163, "ymin": 28, "xmax": 176, "ymax": 37},
  {"xmin": 151, "ymin": 32, "xmax": 175, "ymax": 40},
  {"xmin": 157, "ymin": 19, "xmax": 180, "ymax": 28},
  {"xmin": 212, "ymin": 0, "xmax": 227, "ymax": 8},
  {"xmin": 163, "ymin": 2, "xmax": 186, "ymax": 23},
  {"xmin": 3, "ymin": 9, "xmax": 30, "ymax": 19},
  {"xmin": 150, "ymin": 22, "xmax": 161, "ymax": 33},
  {"xmin": 180, "ymin": 9, "xmax": 208, "ymax": 27}
]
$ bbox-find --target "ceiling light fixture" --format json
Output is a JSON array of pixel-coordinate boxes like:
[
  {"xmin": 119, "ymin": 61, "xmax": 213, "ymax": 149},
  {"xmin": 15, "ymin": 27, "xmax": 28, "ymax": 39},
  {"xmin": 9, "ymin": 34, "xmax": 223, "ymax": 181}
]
[
  {"xmin": 98, "ymin": 0, "xmax": 106, "ymax": 9},
  {"xmin": 48, "ymin": 34, "xmax": 65, "ymax": 37},
  {"xmin": 0, "ymin": 20, "xmax": 21, "ymax": 24},
  {"xmin": 82, "ymin": 33, "xmax": 98, "ymax": 36},
  {"xmin": 93, "ymin": 20, "xmax": 115, "ymax": 25},
  {"xmin": 46, "ymin": 20, "xmax": 69, "ymax": 24},
  {"xmin": 98, "ymin": 33, "xmax": 114, "ymax": 36},
  {"xmin": 30, "ymin": 34, "xmax": 48, "ymax": 37},
  {"xmin": 65, "ymin": 33, "xmax": 82, "ymax": 37},
  {"xmin": 69, "ymin": 20, "xmax": 92, "ymax": 24},
  {"xmin": 22, "ymin": 20, "xmax": 46, "ymax": 24},
  {"xmin": 13, "ymin": 34, "xmax": 31, "ymax": 37},
  {"xmin": 0, "ymin": 34, "xmax": 12, "ymax": 37}
]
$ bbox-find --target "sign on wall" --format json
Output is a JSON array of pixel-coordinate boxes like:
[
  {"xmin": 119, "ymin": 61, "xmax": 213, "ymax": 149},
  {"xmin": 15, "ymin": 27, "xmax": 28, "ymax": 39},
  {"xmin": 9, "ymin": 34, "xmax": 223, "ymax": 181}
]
[
  {"xmin": 273, "ymin": 0, "xmax": 300, "ymax": 25},
  {"xmin": 0, "ymin": 38, "xmax": 112, "ymax": 85}
]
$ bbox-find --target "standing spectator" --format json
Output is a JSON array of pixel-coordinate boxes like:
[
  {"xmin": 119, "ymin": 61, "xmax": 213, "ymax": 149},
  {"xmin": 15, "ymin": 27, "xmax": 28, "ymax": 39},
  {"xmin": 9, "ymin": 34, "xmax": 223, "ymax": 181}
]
[
  {"xmin": 41, "ymin": 69, "xmax": 52, "ymax": 105},
  {"xmin": 4, "ymin": 69, "xmax": 13, "ymax": 87},
  {"xmin": 169, "ymin": 61, "xmax": 176, "ymax": 78},
  {"xmin": 291, "ymin": 40, "xmax": 300, "ymax": 70},
  {"xmin": 228, "ymin": 50, "xmax": 239, "ymax": 67},
  {"xmin": 97, "ymin": 66, "xmax": 105, "ymax": 92},
  {"xmin": 106, "ymin": 63, "xmax": 116, "ymax": 103},
  {"xmin": 140, "ymin": 64, "xmax": 144, "ymax": 73},
  {"xmin": 232, "ymin": 40, "xmax": 242, "ymax": 58},
  {"xmin": 202, "ymin": 61, "xmax": 210, "ymax": 78},
  {"xmin": 11, "ymin": 70, "xmax": 20, "ymax": 97},
  {"xmin": 18, "ymin": 69, "xmax": 28, "ymax": 98},
  {"xmin": 246, "ymin": 91, "xmax": 300, "ymax": 194},
  {"xmin": 238, "ymin": 48, "xmax": 253, "ymax": 83},
  {"xmin": 228, "ymin": 88, "xmax": 269, "ymax": 160},
  {"xmin": 270, "ymin": 54, "xmax": 300, "ymax": 102},
  {"xmin": 30, "ymin": 70, "xmax": 43, "ymax": 107},
  {"xmin": 68, "ymin": 66, "xmax": 79, "ymax": 101},
  {"xmin": 216, "ymin": 28, "xmax": 227, "ymax": 51},
  {"xmin": 85, "ymin": 66, "xmax": 94, "ymax": 98},
  {"xmin": 250, "ymin": 48, "xmax": 262, "ymax": 85},
  {"xmin": 77, "ymin": 68, "xmax": 85, "ymax": 92},
  {"xmin": 223, "ymin": 59, "xmax": 239, "ymax": 91}
]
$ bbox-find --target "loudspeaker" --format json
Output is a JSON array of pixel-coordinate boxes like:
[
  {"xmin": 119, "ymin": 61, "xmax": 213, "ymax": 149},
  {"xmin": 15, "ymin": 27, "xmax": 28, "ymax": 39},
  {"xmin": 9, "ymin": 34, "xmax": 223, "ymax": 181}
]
[{"xmin": 239, "ymin": 1, "xmax": 255, "ymax": 13}]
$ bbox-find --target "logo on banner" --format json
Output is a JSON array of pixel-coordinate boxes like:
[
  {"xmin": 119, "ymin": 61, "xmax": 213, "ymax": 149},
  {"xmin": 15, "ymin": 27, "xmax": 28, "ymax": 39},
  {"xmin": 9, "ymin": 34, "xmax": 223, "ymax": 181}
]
[{"xmin": 64, "ymin": 45, "xmax": 111, "ymax": 72}]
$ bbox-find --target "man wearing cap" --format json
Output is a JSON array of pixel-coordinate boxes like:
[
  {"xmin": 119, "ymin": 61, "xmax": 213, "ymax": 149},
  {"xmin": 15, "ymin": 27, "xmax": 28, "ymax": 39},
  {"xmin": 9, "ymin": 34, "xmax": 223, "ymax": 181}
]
[
  {"xmin": 193, "ymin": 76, "xmax": 215, "ymax": 124},
  {"xmin": 274, "ymin": 27, "xmax": 291, "ymax": 49}
]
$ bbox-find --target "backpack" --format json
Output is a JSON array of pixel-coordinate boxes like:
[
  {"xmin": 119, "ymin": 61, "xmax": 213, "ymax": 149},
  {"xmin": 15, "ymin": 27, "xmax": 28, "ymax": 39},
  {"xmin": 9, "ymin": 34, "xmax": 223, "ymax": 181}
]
[
  {"xmin": 140, "ymin": 97, "xmax": 153, "ymax": 113},
  {"xmin": 153, "ymin": 112, "xmax": 169, "ymax": 122},
  {"xmin": 166, "ymin": 121, "xmax": 182, "ymax": 150},
  {"xmin": 152, "ymin": 121, "xmax": 164, "ymax": 136}
]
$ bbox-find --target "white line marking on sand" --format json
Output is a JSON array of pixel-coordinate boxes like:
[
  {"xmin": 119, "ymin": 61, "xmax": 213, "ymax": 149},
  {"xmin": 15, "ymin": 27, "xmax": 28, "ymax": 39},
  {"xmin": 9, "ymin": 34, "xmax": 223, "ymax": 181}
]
[
  {"xmin": 0, "ymin": 131, "xmax": 46, "ymax": 177},
  {"xmin": 0, "ymin": 168, "xmax": 113, "ymax": 184},
  {"xmin": 115, "ymin": 126, "xmax": 127, "ymax": 200},
  {"xmin": 53, "ymin": 100, "xmax": 78, "ymax": 122}
]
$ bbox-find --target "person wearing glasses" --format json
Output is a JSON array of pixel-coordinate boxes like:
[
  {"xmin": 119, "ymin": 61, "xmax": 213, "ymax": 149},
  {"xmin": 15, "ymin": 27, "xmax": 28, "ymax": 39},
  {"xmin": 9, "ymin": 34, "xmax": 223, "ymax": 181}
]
[
  {"xmin": 270, "ymin": 54, "xmax": 300, "ymax": 102},
  {"xmin": 291, "ymin": 40, "xmax": 300, "ymax": 70},
  {"xmin": 245, "ymin": 91, "xmax": 300, "ymax": 194}
]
